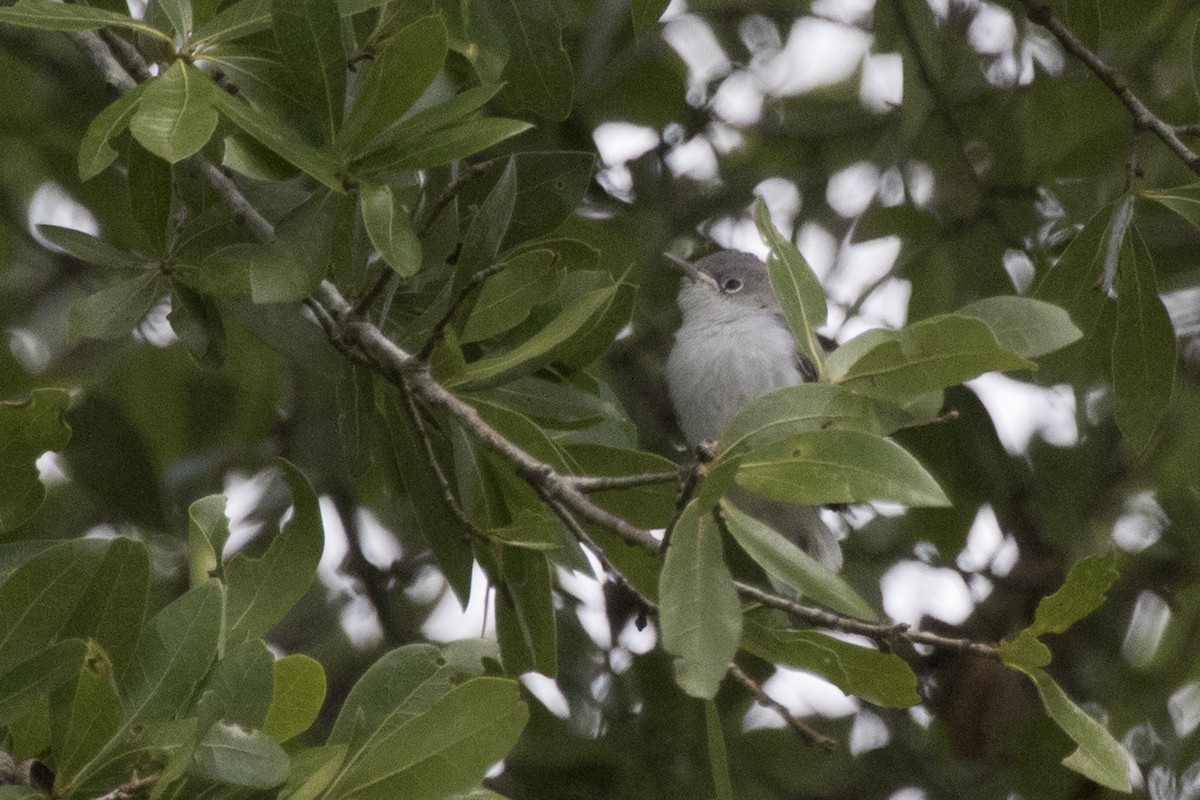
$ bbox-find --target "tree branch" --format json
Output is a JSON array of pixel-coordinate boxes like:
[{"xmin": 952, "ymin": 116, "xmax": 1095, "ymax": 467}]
[
  {"xmin": 1018, "ymin": 0, "xmax": 1200, "ymax": 174},
  {"xmin": 93, "ymin": 773, "xmax": 156, "ymax": 800},
  {"xmin": 564, "ymin": 470, "xmax": 680, "ymax": 492},
  {"xmin": 63, "ymin": 21, "xmax": 1004, "ymax": 669},
  {"xmin": 726, "ymin": 663, "xmax": 837, "ymax": 751}
]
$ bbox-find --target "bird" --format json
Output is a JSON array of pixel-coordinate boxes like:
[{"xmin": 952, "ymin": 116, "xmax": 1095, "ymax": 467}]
[{"xmin": 664, "ymin": 249, "xmax": 842, "ymax": 569}]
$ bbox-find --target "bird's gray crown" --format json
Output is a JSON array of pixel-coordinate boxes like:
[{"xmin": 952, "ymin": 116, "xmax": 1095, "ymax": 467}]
[{"xmin": 670, "ymin": 250, "xmax": 780, "ymax": 319}]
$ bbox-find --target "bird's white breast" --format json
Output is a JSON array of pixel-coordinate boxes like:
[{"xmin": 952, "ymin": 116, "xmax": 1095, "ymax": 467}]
[{"xmin": 666, "ymin": 311, "xmax": 803, "ymax": 443}]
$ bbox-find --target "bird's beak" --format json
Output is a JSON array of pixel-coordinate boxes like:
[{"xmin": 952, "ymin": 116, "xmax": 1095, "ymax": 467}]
[{"xmin": 664, "ymin": 253, "xmax": 718, "ymax": 291}]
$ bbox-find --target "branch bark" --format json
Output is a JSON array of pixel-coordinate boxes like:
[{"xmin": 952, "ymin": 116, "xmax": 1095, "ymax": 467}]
[{"xmin": 1018, "ymin": 0, "xmax": 1200, "ymax": 174}]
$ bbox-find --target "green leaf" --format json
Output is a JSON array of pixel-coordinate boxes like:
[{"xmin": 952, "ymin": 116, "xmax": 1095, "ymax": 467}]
[
  {"xmin": 277, "ymin": 743, "xmax": 345, "ymax": 800},
  {"xmin": 169, "ymin": 281, "xmax": 227, "ymax": 368},
  {"xmin": 718, "ymin": 383, "xmax": 925, "ymax": 462},
  {"xmin": 1112, "ymin": 230, "xmax": 1175, "ymax": 452},
  {"xmin": 0, "ymin": 640, "xmax": 87, "ymax": 727},
  {"xmin": 192, "ymin": 0, "xmax": 270, "ymax": 43},
  {"xmin": 130, "ymin": 61, "xmax": 220, "ymax": 163},
  {"xmin": 360, "ymin": 183, "xmax": 421, "ymax": 275},
  {"xmin": 75, "ymin": 718, "xmax": 196, "ymax": 796},
  {"xmin": 381, "ymin": 391, "xmax": 475, "ymax": 601},
  {"xmin": 0, "ymin": 0, "xmax": 173, "ymax": 42},
  {"xmin": 119, "ymin": 582, "xmax": 223, "ymax": 729},
  {"xmin": 262, "ymin": 654, "xmax": 326, "ymax": 743},
  {"xmin": 188, "ymin": 494, "xmax": 229, "ymax": 588},
  {"xmin": 0, "ymin": 540, "xmax": 107, "ymax": 673},
  {"xmin": 997, "ymin": 630, "xmax": 1052, "ymax": 669},
  {"xmin": 155, "ymin": 0, "xmax": 192, "ymax": 37},
  {"xmin": 456, "ymin": 157, "xmax": 518, "ymax": 279},
  {"xmin": 958, "ymin": 296, "xmax": 1083, "ymax": 358},
  {"xmin": 363, "ymin": 116, "xmax": 532, "ymax": 174},
  {"xmin": 196, "ymin": 639, "xmax": 274, "ymax": 733},
  {"xmin": 829, "ymin": 314, "xmax": 1034, "ymax": 397},
  {"xmin": 659, "ymin": 500, "xmax": 741, "ymax": 699},
  {"xmin": 704, "ymin": 700, "xmax": 734, "ymax": 800},
  {"xmin": 339, "ymin": 15, "xmax": 448, "ymax": 152},
  {"xmin": 224, "ymin": 461, "xmax": 324, "ymax": 646},
  {"xmin": 1031, "ymin": 551, "xmax": 1120, "ymax": 637},
  {"xmin": 191, "ymin": 721, "xmax": 291, "ymax": 788},
  {"xmin": 327, "ymin": 677, "xmax": 528, "ymax": 800},
  {"xmin": 735, "ymin": 429, "xmax": 949, "ymax": 507},
  {"xmin": 491, "ymin": 0, "xmax": 572, "ymax": 120},
  {"xmin": 452, "ymin": 283, "xmax": 619, "ymax": 389},
  {"xmin": 753, "ymin": 197, "xmax": 827, "ymax": 376},
  {"xmin": 337, "ymin": 363, "xmax": 377, "ymax": 477},
  {"xmin": 272, "ymin": 0, "xmax": 345, "ymax": 143},
  {"xmin": 68, "ymin": 271, "xmax": 163, "ymax": 343},
  {"xmin": 1033, "ymin": 203, "xmax": 1121, "ymax": 384},
  {"xmin": 0, "ymin": 388, "xmax": 72, "ymax": 535},
  {"xmin": 59, "ymin": 538, "xmax": 148, "ymax": 675},
  {"xmin": 78, "ymin": 85, "xmax": 145, "ymax": 181},
  {"xmin": 0, "ymin": 788, "xmax": 47, "ymax": 800},
  {"xmin": 1142, "ymin": 183, "xmax": 1200, "ymax": 230},
  {"xmin": 631, "ymin": 0, "xmax": 671, "ymax": 36},
  {"xmin": 479, "ymin": 152, "xmax": 596, "ymax": 250},
  {"xmin": 37, "ymin": 225, "xmax": 146, "ymax": 270},
  {"xmin": 128, "ymin": 142, "xmax": 173, "ymax": 255},
  {"xmin": 328, "ymin": 641, "xmax": 495, "ymax": 751},
  {"xmin": 51, "ymin": 642, "xmax": 122, "ymax": 795},
  {"xmin": 208, "ymin": 86, "xmax": 344, "ymax": 191},
  {"xmin": 741, "ymin": 614, "xmax": 921, "ymax": 708},
  {"xmin": 560, "ymin": 443, "xmax": 677, "ymax": 529},
  {"xmin": 461, "ymin": 249, "xmax": 559, "ymax": 343},
  {"xmin": 1013, "ymin": 666, "xmax": 1132, "ymax": 792},
  {"xmin": 720, "ymin": 501, "xmax": 875, "ymax": 620},
  {"xmin": 495, "ymin": 548, "xmax": 557, "ymax": 676}
]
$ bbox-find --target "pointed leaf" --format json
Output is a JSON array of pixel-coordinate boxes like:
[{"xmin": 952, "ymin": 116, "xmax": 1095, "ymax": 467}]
[
  {"xmin": 262, "ymin": 654, "xmax": 326, "ymax": 742},
  {"xmin": 155, "ymin": 0, "xmax": 192, "ymax": 37},
  {"xmin": 328, "ymin": 677, "xmax": 528, "ymax": 800},
  {"xmin": 0, "ymin": 388, "xmax": 72, "ymax": 535},
  {"xmin": 208, "ymin": 87, "xmax": 344, "ymax": 190},
  {"xmin": 360, "ymin": 183, "xmax": 421, "ymax": 275},
  {"xmin": 357, "ymin": 117, "xmax": 532, "ymax": 175},
  {"xmin": 0, "ymin": 0, "xmax": 172, "ymax": 41},
  {"xmin": 272, "ymin": 0, "xmax": 345, "ymax": 143},
  {"xmin": 1015, "ymin": 666, "xmax": 1133, "ymax": 792},
  {"xmin": 959, "ymin": 296, "xmax": 1083, "ymax": 358},
  {"xmin": 78, "ymin": 85, "xmax": 145, "ymax": 181},
  {"xmin": 68, "ymin": 271, "xmax": 162, "ymax": 343},
  {"xmin": 491, "ymin": 0, "xmax": 572, "ymax": 120},
  {"xmin": 193, "ymin": 0, "xmax": 269, "ymax": 43},
  {"xmin": 659, "ymin": 500, "xmax": 741, "ymax": 699},
  {"xmin": 188, "ymin": 494, "xmax": 229, "ymax": 588},
  {"xmin": 339, "ymin": 15, "xmax": 447, "ymax": 152},
  {"xmin": 59, "ymin": 538, "xmax": 148, "ymax": 675},
  {"xmin": 224, "ymin": 461, "xmax": 324, "ymax": 646},
  {"xmin": 741, "ymin": 614, "xmax": 920, "ymax": 708},
  {"xmin": 191, "ymin": 721, "xmax": 290, "ymax": 788},
  {"xmin": 721, "ymin": 502, "xmax": 875, "ymax": 620},
  {"xmin": 461, "ymin": 249, "xmax": 559, "ymax": 343},
  {"xmin": 51, "ymin": 642, "xmax": 122, "ymax": 795},
  {"xmin": 37, "ymin": 226, "xmax": 146, "ymax": 271},
  {"xmin": 495, "ymin": 548, "xmax": 556, "ymax": 677},
  {"xmin": 169, "ymin": 281, "xmax": 227, "ymax": 368},
  {"xmin": 456, "ymin": 158, "xmax": 517, "ymax": 280},
  {"xmin": 753, "ymin": 197, "xmax": 826, "ymax": 376},
  {"xmin": 1113, "ymin": 230, "xmax": 1175, "ymax": 452},
  {"xmin": 718, "ymin": 383, "xmax": 925, "ymax": 461},
  {"xmin": 830, "ymin": 315, "xmax": 1034, "ymax": 398},
  {"xmin": 735, "ymin": 429, "xmax": 949, "ymax": 507},
  {"xmin": 0, "ymin": 540, "xmax": 107, "ymax": 673},
  {"xmin": 452, "ymin": 283, "xmax": 619, "ymax": 389},
  {"xmin": 130, "ymin": 61, "xmax": 219, "ymax": 163}
]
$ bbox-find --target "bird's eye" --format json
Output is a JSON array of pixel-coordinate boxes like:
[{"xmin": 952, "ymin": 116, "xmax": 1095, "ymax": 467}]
[{"xmin": 722, "ymin": 278, "xmax": 743, "ymax": 293}]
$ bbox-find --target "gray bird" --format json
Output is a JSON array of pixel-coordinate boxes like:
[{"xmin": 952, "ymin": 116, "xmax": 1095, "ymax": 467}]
[{"xmin": 665, "ymin": 250, "xmax": 842, "ymax": 569}]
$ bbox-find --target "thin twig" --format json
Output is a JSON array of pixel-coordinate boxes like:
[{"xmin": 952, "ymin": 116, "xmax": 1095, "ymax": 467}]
[
  {"xmin": 564, "ymin": 470, "xmax": 680, "ymax": 492},
  {"xmin": 69, "ymin": 30, "xmax": 137, "ymax": 92},
  {"xmin": 415, "ymin": 261, "xmax": 507, "ymax": 362},
  {"xmin": 735, "ymin": 581, "xmax": 1001, "ymax": 659},
  {"xmin": 352, "ymin": 159, "xmax": 498, "ymax": 316},
  {"xmin": 1019, "ymin": 0, "xmax": 1200, "ymax": 175},
  {"xmin": 660, "ymin": 441, "xmax": 717, "ymax": 552},
  {"xmin": 400, "ymin": 385, "xmax": 485, "ymax": 541},
  {"xmin": 544, "ymin": 494, "xmax": 655, "ymax": 613},
  {"xmin": 727, "ymin": 663, "xmax": 838, "ymax": 751}
]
